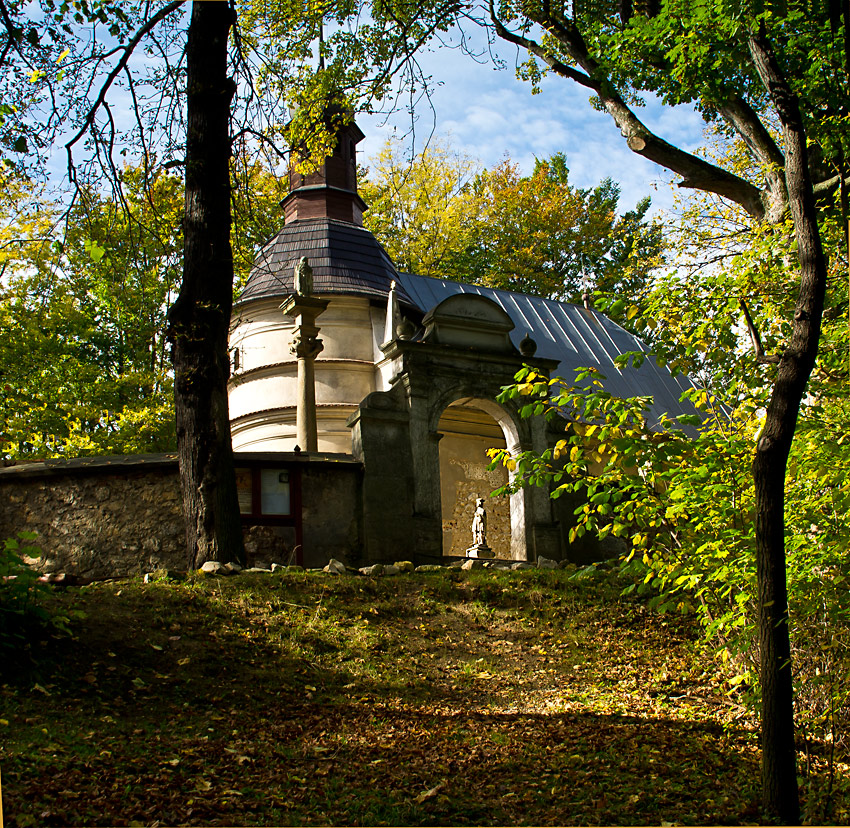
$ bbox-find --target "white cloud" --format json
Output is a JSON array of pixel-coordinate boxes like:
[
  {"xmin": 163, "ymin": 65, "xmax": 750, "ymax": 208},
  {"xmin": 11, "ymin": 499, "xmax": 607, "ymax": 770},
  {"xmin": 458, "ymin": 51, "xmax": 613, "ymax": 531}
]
[{"xmin": 359, "ymin": 36, "xmax": 706, "ymax": 220}]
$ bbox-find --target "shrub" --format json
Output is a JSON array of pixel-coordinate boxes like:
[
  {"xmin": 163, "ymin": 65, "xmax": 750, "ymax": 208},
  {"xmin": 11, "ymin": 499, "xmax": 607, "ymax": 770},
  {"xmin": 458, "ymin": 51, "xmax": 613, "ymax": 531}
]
[{"xmin": 0, "ymin": 532, "xmax": 54, "ymax": 652}]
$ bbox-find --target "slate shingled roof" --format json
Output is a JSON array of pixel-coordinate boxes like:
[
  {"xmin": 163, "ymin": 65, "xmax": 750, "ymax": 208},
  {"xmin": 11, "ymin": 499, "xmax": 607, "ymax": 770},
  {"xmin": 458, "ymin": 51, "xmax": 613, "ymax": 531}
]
[{"xmin": 237, "ymin": 218, "xmax": 411, "ymax": 306}]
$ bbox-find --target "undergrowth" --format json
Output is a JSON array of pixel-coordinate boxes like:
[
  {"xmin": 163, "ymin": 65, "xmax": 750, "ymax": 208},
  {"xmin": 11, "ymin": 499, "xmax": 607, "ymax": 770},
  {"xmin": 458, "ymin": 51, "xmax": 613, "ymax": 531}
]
[{"xmin": 0, "ymin": 567, "xmax": 846, "ymax": 826}]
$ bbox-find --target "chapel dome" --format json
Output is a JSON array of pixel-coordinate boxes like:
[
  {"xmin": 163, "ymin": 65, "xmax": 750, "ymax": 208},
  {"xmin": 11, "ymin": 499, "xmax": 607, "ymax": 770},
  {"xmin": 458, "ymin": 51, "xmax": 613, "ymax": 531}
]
[
  {"xmin": 237, "ymin": 217, "xmax": 409, "ymax": 306},
  {"xmin": 236, "ymin": 109, "xmax": 413, "ymax": 308}
]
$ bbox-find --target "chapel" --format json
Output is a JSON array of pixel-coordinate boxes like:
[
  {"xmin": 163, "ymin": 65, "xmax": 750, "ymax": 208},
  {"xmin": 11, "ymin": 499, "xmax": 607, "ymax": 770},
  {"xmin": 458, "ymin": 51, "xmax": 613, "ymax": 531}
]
[{"xmin": 227, "ymin": 115, "xmax": 695, "ymax": 567}]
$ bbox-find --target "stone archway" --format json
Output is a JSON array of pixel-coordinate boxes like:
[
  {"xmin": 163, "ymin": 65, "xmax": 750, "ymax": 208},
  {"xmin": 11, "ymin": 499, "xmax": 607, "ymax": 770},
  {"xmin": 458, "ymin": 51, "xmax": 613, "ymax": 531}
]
[
  {"xmin": 348, "ymin": 292, "xmax": 561, "ymax": 565},
  {"xmin": 437, "ymin": 398, "xmax": 511, "ymax": 558}
]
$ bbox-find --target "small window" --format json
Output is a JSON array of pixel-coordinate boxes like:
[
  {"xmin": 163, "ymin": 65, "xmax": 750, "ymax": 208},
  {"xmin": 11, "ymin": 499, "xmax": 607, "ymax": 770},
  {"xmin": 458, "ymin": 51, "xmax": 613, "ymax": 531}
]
[
  {"xmin": 235, "ymin": 468, "xmax": 253, "ymax": 515},
  {"xmin": 260, "ymin": 469, "xmax": 291, "ymax": 515},
  {"xmin": 234, "ymin": 466, "xmax": 293, "ymax": 518}
]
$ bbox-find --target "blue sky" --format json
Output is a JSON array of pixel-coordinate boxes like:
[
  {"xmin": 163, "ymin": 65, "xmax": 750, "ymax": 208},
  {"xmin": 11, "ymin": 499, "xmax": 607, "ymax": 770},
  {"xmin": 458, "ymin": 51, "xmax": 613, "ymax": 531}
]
[
  {"xmin": 357, "ymin": 31, "xmax": 708, "ymax": 218},
  {"xmin": 40, "ymin": 19, "xmax": 708, "ymax": 221}
]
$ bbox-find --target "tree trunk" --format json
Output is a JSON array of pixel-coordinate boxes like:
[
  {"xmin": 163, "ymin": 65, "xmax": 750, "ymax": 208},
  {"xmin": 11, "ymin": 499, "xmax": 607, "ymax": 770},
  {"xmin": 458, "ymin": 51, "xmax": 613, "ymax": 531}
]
[
  {"xmin": 749, "ymin": 27, "xmax": 829, "ymax": 825},
  {"xmin": 167, "ymin": 0, "xmax": 245, "ymax": 570}
]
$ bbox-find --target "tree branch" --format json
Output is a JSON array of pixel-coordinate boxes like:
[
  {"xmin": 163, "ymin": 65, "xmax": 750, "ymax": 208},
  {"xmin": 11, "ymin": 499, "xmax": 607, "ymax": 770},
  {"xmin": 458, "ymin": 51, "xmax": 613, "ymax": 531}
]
[
  {"xmin": 489, "ymin": 3, "xmax": 599, "ymax": 90},
  {"xmin": 65, "ymin": 0, "xmax": 186, "ymax": 182},
  {"xmin": 491, "ymin": 6, "xmax": 773, "ymax": 220},
  {"xmin": 812, "ymin": 172, "xmax": 848, "ymax": 197},
  {"xmin": 739, "ymin": 298, "xmax": 782, "ymax": 364},
  {"xmin": 717, "ymin": 96, "xmax": 787, "ymax": 218}
]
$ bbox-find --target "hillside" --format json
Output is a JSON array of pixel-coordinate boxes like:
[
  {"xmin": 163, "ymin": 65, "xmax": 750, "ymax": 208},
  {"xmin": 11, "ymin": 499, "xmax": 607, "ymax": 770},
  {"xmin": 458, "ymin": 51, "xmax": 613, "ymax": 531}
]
[{"xmin": 0, "ymin": 567, "xmax": 843, "ymax": 826}]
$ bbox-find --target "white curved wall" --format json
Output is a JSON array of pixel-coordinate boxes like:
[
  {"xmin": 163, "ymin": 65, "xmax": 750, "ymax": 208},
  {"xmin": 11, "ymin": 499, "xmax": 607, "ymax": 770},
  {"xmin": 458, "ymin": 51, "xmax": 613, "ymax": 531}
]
[{"xmin": 229, "ymin": 296, "xmax": 382, "ymax": 453}]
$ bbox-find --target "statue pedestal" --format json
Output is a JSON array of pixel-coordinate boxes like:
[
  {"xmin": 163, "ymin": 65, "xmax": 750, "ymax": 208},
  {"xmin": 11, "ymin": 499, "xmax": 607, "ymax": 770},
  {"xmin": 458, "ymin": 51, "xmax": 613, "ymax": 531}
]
[{"xmin": 465, "ymin": 544, "xmax": 494, "ymax": 559}]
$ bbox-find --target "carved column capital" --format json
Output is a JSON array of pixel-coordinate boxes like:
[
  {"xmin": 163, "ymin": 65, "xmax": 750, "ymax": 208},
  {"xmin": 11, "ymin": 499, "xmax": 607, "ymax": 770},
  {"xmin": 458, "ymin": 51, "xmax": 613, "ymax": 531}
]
[{"xmin": 290, "ymin": 331, "xmax": 324, "ymax": 360}]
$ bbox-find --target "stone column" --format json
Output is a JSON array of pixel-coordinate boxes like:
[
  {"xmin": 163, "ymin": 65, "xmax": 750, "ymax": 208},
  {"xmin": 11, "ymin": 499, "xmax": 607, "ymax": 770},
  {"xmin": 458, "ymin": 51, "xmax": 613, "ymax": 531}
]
[{"xmin": 280, "ymin": 294, "xmax": 330, "ymax": 452}]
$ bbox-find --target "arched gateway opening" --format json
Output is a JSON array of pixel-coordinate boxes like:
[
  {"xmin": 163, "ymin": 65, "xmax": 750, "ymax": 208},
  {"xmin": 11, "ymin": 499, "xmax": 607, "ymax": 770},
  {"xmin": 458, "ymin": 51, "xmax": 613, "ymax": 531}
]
[
  {"xmin": 438, "ymin": 400, "xmax": 508, "ymax": 557},
  {"xmin": 437, "ymin": 397, "xmax": 527, "ymax": 559}
]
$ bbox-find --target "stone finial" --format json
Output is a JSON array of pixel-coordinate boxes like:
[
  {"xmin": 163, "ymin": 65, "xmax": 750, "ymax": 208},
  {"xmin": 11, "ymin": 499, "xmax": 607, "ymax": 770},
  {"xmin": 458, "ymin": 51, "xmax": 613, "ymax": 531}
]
[
  {"xmin": 396, "ymin": 317, "xmax": 416, "ymax": 340},
  {"xmin": 294, "ymin": 257, "xmax": 313, "ymax": 296},
  {"xmin": 519, "ymin": 332, "xmax": 537, "ymax": 357},
  {"xmin": 383, "ymin": 279, "xmax": 400, "ymax": 346}
]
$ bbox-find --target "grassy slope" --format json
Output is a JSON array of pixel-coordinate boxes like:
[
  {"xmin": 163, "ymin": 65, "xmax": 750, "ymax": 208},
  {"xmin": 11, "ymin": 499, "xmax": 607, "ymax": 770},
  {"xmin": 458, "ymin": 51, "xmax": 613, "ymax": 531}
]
[{"xmin": 0, "ymin": 568, "xmax": 843, "ymax": 826}]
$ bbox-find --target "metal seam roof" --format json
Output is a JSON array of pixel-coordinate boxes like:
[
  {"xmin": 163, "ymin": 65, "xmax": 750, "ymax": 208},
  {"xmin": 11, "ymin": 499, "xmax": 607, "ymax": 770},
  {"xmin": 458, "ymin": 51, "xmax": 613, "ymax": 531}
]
[{"xmin": 394, "ymin": 272, "xmax": 698, "ymax": 430}]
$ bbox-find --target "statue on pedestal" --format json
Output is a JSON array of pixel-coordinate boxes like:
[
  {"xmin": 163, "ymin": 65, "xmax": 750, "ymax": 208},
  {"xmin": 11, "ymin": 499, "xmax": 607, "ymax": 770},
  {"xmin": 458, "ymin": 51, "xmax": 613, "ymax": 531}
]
[
  {"xmin": 466, "ymin": 496, "xmax": 494, "ymax": 558},
  {"xmin": 293, "ymin": 257, "xmax": 313, "ymax": 296}
]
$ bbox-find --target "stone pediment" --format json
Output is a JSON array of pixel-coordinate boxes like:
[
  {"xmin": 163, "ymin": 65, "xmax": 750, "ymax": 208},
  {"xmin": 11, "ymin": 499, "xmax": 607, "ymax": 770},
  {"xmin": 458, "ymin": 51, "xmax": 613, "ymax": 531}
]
[{"xmin": 421, "ymin": 294, "xmax": 517, "ymax": 355}]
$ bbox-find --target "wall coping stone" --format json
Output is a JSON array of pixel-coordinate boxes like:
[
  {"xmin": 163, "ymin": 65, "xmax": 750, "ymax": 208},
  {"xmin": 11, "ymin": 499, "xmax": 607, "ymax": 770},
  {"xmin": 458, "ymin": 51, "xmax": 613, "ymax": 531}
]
[{"xmin": 0, "ymin": 451, "xmax": 362, "ymax": 481}]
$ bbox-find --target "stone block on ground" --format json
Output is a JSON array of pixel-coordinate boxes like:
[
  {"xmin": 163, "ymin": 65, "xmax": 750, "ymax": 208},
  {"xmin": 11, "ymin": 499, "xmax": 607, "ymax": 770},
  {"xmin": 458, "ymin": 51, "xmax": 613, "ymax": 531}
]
[
  {"xmin": 224, "ymin": 562, "xmax": 243, "ymax": 574},
  {"xmin": 323, "ymin": 558, "xmax": 347, "ymax": 575},
  {"xmin": 415, "ymin": 564, "xmax": 446, "ymax": 572},
  {"xmin": 383, "ymin": 565, "xmax": 400, "ymax": 576},
  {"xmin": 394, "ymin": 561, "xmax": 414, "ymax": 573},
  {"xmin": 511, "ymin": 562, "xmax": 534, "ymax": 570},
  {"xmin": 359, "ymin": 564, "xmax": 385, "ymax": 576},
  {"xmin": 536, "ymin": 556, "xmax": 559, "ymax": 570},
  {"xmin": 200, "ymin": 561, "xmax": 228, "ymax": 575},
  {"xmin": 461, "ymin": 559, "xmax": 484, "ymax": 570}
]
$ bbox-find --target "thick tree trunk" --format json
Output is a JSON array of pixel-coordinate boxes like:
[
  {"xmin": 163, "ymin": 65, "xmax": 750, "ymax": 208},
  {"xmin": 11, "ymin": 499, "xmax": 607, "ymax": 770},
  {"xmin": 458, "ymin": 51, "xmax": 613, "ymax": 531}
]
[
  {"xmin": 492, "ymin": 6, "xmax": 827, "ymax": 823},
  {"xmin": 749, "ymin": 27, "xmax": 829, "ymax": 825},
  {"xmin": 167, "ymin": 0, "xmax": 245, "ymax": 570}
]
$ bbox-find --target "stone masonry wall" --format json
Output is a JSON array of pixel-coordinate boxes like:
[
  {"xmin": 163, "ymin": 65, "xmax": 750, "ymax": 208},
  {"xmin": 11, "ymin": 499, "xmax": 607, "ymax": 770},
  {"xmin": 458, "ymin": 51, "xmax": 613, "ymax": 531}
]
[
  {"xmin": 0, "ymin": 454, "xmax": 364, "ymax": 578},
  {"xmin": 0, "ymin": 463, "xmax": 186, "ymax": 579}
]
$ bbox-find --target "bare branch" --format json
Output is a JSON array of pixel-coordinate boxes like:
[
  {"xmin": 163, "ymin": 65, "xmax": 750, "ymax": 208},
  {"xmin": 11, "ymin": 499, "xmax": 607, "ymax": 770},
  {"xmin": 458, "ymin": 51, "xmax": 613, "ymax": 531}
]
[
  {"xmin": 65, "ymin": 0, "xmax": 186, "ymax": 182},
  {"xmin": 739, "ymin": 298, "xmax": 782, "ymax": 364},
  {"xmin": 124, "ymin": 65, "xmax": 152, "ymax": 177},
  {"xmin": 231, "ymin": 128, "xmax": 290, "ymax": 161},
  {"xmin": 489, "ymin": 2, "xmax": 598, "ymax": 89}
]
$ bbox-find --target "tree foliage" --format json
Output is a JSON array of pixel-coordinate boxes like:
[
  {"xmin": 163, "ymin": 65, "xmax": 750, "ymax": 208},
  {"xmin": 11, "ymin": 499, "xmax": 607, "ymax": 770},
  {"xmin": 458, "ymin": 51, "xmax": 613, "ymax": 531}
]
[
  {"xmin": 493, "ymin": 342, "xmax": 850, "ymax": 820},
  {"xmin": 360, "ymin": 137, "xmax": 484, "ymax": 277},
  {"xmin": 490, "ymin": 118, "xmax": 850, "ymax": 819},
  {"xmin": 362, "ymin": 137, "xmax": 663, "ymax": 320},
  {"xmin": 0, "ymin": 166, "xmax": 181, "ymax": 458},
  {"xmin": 0, "ymin": 153, "xmax": 289, "ymax": 461}
]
